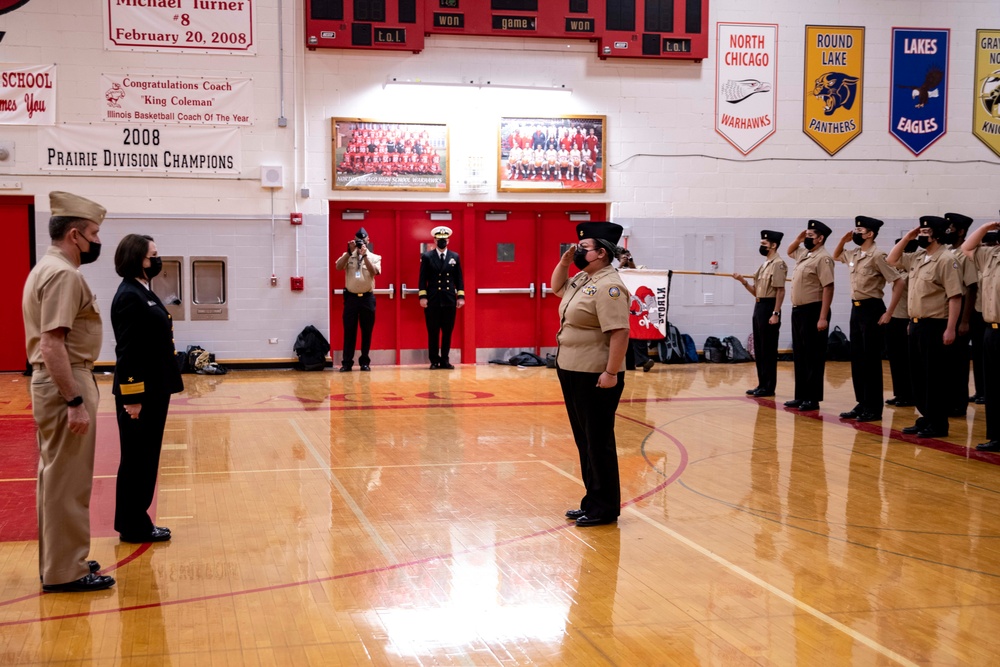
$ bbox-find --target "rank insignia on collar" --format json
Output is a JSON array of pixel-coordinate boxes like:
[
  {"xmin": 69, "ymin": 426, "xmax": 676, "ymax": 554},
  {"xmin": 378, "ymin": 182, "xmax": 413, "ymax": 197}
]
[
  {"xmin": 608, "ymin": 286, "xmax": 621, "ymax": 298},
  {"xmin": 582, "ymin": 284, "xmax": 598, "ymax": 296}
]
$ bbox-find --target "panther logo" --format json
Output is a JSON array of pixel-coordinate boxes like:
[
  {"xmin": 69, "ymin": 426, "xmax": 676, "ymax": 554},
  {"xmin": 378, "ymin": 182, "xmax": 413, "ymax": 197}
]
[{"xmin": 811, "ymin": 72, "xmax": 860, "ymax": 116}]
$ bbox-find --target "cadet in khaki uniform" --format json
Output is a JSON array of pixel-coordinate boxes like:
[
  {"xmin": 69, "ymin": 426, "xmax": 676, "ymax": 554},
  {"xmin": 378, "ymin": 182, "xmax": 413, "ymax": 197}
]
[
  {"xmin": 785, "ymin": 220, "xmax": 836, "ymax": 412},
  {"xmin": 733, "ymin": 230, "xmax": 787, "ymax": 397},
  {"xmin": 884, "ymin": 238, "xmax": 915, "ymax": 407},
  {"xmin": 335, "ymin": 227, "xmax": 382, "ymax": 371},
  {"xmin": 969, "ymin": 230, "xmax": 999, "ymax": 404},
  {"xmin": 961, "ymin": 221, "xmax": 1000, "ymax": 451},
  {"xmin": 888, "ymin": 216, "xmax": 964, "ymax": 439},
  {"xmin": 21, "ymin": 192, "xmax": 115, "ymax": 592},
  {"xmin": 553, "ymin": 222, "xmax": 630, "ymax": 527},
  {"xmin": 832, "ymin": 216, "xmax": 900, "ymax": 422},
  {"xmin": 943, "ymin": 212, "xmax": 977, "ymax": 417}
]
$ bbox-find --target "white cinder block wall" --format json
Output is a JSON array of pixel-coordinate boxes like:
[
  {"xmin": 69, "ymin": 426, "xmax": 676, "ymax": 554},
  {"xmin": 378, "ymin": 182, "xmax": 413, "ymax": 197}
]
[{"xmin": 4, "ymin": 0, "xmax": 996, "ymax": 360}]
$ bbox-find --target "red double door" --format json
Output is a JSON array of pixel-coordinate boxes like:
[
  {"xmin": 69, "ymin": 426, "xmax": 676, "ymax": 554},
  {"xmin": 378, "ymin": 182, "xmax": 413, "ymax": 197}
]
[
  {"xmin": 328, "ymin": 202, "xmax": 607, "ymax": 365},
  {"xmin": 1, "ymin": 196, "xmax": 35, "ymax": 372}
]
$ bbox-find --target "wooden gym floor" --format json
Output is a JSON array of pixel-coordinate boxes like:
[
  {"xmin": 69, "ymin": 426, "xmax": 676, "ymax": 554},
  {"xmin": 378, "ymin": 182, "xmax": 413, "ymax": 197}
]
[{"xmin": 1, "ymin": 361, "xmax": 999, "ymax": 666}]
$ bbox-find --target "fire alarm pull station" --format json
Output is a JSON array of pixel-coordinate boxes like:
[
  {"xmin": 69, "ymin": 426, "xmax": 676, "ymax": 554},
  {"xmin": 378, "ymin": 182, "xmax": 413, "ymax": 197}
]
[
  {"xmin": 290, "ymin": 212, "xmax": 303, "ymax": 225},
  {"xmin": 290, "ymin": 276, "xmax": 304, "ymax": 291}
]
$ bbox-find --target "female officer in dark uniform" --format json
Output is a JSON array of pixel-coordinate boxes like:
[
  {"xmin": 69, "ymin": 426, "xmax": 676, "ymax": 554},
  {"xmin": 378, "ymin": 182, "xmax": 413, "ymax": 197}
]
[
  {"xmin": 111, "ymin": 234, "xmax": 184, "ymax": 543},
  {"xmin": 551, "ymin": 222, "xmax": 630, "ymax": 527}
]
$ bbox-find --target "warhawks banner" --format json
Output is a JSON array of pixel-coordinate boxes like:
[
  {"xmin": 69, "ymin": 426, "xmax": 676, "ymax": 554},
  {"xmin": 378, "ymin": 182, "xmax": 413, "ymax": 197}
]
[
  {"xmin": 890, "ymin": 27, "xmax": 949, "ymax": 155},
  {"xmin": 618, "ymin": 269, "xmax": 670, "ymax": 340},
  {"xmin": 716, "ymin": 22, "xmax": 778, "ymax": 155},
  {"xmin": 803, "ymin": 26, "xmax": 864, "ymax": 155},
  {"xmin": 973, "ymin": 29, "xmax": 1000, "ymax": 158}
]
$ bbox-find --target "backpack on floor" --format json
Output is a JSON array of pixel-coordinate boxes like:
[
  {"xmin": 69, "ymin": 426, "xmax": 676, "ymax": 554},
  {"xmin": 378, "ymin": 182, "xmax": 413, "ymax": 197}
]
[
  {"xmin": 680, "ymin": 334, "xmax": 699, "ymax": 363},
  {"xmin": 293, "ymin": 325, "xmax": 330, "ymax": 371},
  {"xmin": 827, "ymin": 326, "xmax": 850, "ymax": 361},
  {"xmin": 723, "ymin": 335, "xmax": 753, "ymax": 363},
  {"xmin": 703, "ymin": 336, "xmax": 726, "ymax": 363},
  {"xmin": 657, "ymin": 323, "xmax": 686, "ymax": 364}
]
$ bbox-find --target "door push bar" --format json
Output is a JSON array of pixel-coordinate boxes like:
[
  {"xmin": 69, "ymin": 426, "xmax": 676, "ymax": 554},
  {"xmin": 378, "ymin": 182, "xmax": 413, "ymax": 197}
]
[
  {"xmin": 373, "ymin": 284, "xmax": 395, "ymax": 300},
  {"xmin": 400, "ymin": 283, "xmax": 421, "ymax": 299},
  {"xmin": 476, "ymin": 283, "xmax": 535, "ymax": 297},
  {"xmin": 540, "ymin": 282, "xmax": 556, "ymax": 299}
]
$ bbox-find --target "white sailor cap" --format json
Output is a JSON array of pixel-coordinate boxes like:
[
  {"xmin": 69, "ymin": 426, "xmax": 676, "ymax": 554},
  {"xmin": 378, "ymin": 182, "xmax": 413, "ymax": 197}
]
[{"xmin": 431, "ymin": 225, "xmax": 452, "ymax": 239}]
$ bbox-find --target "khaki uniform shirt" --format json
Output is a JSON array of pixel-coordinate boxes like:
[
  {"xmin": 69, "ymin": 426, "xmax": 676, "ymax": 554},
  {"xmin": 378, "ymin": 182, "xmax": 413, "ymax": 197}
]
[
  {"xmin": 899, "ymin": 248, "xmax": 965, "ymax": 319},
  {"xmin": 556, "ymin": 265, "xmax": 630, "ymax": 373},
  {"xmin": 972, "ymin": 245, "xmax": 1000, "ymax": 323},
  {"xmin": 753, "ymin": 256, "xmax": 787, "ymax": 298},
  {"xmin": 838, "ymin": 244, "xmax": 899, "ymax": 300},
  {"xmin": 891, "ymin": 273, "xmax": 910, "ymax": 319},
  {"xmin": 790, "ymin": 246, "xmax": 835, "ymax": 307},
  {"xmin": 951, "ymin": 247, "xmax": 979, "ymax": 289},
  {"xmin": 336, "ymin": 251, "xmax": 382, "ymax": 294},
  {"xmin": 22, "ymin": 246, "xmax": 102, "ymax": 365}
]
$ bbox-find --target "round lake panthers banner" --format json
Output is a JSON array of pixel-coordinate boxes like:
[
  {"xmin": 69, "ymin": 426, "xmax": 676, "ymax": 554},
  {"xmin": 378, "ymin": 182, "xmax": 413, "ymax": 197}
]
[
  {"xmin": 716, "ymin": 22, "xmax": 778, "ymax": 155},
  {"xmin": 803, "ymin": 26, "xmax": 864, "ymax": 155},
  {"xmin": 974, "ymin": 29, "xmax": 1000, "ymax": 158},
  {"xmin": 890, "ymin": 27, "xmax": 949, "ymax": 155}
]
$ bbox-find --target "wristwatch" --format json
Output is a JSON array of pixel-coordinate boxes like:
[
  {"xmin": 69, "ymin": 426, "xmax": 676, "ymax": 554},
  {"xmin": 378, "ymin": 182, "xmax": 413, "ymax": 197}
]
[
  {"xmin": 66, "ymin": 396, "xmax": 83, "ymax": 407},
  {"xmin": 772, "ymin": 311, "xmax": 781, "ymax": 316}
]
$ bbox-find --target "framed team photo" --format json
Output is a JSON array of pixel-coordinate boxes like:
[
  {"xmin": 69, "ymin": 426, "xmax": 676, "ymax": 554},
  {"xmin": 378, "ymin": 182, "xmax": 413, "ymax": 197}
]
[
  {"xmin": 498, "ymin": 115, "xmax": 607, "ymax": 193},
  {"xmin": 332, "ymin": 118, "xmax": 449, "ymax": 191}
]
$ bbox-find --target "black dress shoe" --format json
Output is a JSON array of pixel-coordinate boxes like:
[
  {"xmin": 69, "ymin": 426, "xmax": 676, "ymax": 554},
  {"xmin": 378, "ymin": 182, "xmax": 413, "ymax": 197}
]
[
  {"xmin": 429, "ymin": 362, "xmax": 440, "ymax": 369},
  {"xmin": 338, "ymin": 366, "xmax": 352, "ymax": 372},
  {"xmin": 642, "ymin": 359, "xmax": 655, "ymax": 372},
  {"xmin": 120, "ymin": 526, "xmax": 171, "ymax": 543},
  {"xmin": 970, "ymin": 394, "xmax": 982, "ymax": 403},
  {"xmin": 575, "ymin": 515, "xmax": 617, "ymax": 527},
  {"xmin": 440, "ymin": 362, "xmax": 455, "ymax": 370},
  {"xmin": 901, "ymin": 424, "xmax": 921, "ymax": 435},
  {"xmin": 41, "ymin": 560, "xmax": 99, "ymax": 583},
  {"xmin": 854, "ymin": 411, "xmax": 882, "ymax": 422},
  {"xmin": 949, "ymin": 408, "xmax": 967, "ymax": 418},
  {"xmin": 752, "ymin": 389, "xmax": 775, "ymax": 397},
  {"xmin": 976, "ymin": 395, "xmax": 987, "ymax": 405},
  {"xmin": 976, "ymin": 440, "xmax": 1000, "ymax": 452},
  {"xmin": 565, "ymin": 509, "xmax": 586, "ymax": 520},
  {"xmin": 917, "ymin": 428, "xmax": 948, "ymax": 439},
  {"xmin": 360, "ymin": 365, "xmax": 371, "ymax": 371},
  {"xmin": 798, "ymin": 401, "xmax": 820, "ymax": 411},
  {"xmin": 42, "ymin": 572, "xmax": 115, "ymax": 593},
  {"xmin": 839, "ymin": 409, "xmax": 860, "ymax": 419},
  {"xmin": 746, "ymin": 387, "xmax": 760, "ymax": 395},
  {"xmin": 892, "ymin": 399, "xmax": 914, "ymax": 408},
  {"xmin": 784, "ymin": 399, "xmax": 802, "ymax": 408},
  {"xmin": 885, "ymin": 397, "xmax": 898, "ymax": 405}
]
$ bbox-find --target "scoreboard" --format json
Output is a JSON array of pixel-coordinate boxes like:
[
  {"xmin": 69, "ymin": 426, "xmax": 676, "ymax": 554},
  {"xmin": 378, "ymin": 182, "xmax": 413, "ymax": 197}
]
[{"xmin": 306, "ymin": 0, "xmax": 709, "ymax": 61}]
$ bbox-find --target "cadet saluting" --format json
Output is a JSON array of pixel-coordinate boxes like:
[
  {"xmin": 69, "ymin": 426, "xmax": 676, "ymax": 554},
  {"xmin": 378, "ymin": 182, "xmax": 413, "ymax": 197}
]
[
  {"xmin": 419, "ymin": 226, "xmax": 465, "ymax": 369},
  {"xmin": 734, "ymin": 230, "xmax": 787, "ymax": 397},
  {"xmin": 22, "ymin": 191, "xmax": 115, "ymax": 592},
  {"xmin": 962, "ymin": 221, "xmax": 1000, "ymax": 451}
]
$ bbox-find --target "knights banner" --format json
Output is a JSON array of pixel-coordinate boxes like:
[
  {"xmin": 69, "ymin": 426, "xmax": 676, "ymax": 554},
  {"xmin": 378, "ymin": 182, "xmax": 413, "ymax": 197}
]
[
  {"xmin": 974, "ymin": 29, "xmax": 1000, "ymax": 158},
  {"xmin": 803, "ymin": 26, "xmax": 864, "ymax": 155},
  {"xmin": 716, "ymin": 22, "xmax": 778, "ymax": 155},
  {"xmin": 890, "ymin": 28, "xmax": 949, "ymax": 155},
  {"xmin": 618, "ymin": 269, "xmax": 670, "ymax": 340}
]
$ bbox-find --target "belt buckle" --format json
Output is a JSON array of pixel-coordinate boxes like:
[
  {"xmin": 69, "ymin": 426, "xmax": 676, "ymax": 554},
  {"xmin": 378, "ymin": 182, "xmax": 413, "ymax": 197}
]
[
  {"xmin": 357, "ymin": 292, "xmax": 364, "ymax": 297},
  {"xmin": 853, "ymin": 301, "xmax": 860, "ymax": 306},
  {"xmin": 994, "ymin": 323, "xmax": 999, "ymax": 329},
  {"xmin": 913, "ymin": 318, "xmax": 919, "ymax": 323}
]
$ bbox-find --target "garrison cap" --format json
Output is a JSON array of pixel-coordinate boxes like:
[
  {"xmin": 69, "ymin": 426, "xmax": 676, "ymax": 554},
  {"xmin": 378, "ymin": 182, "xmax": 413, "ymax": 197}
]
[
  {"xmin": 855, "ymin": 215, "xmax": 883, "ymax": 232},
  {"xmin": 577, "ymin": 221, "xmax": 624, "ymax": 245},
  {"xmin": 983, "ymin": 230, "xmax": 1000, "ymax": 245},
  {"xmin": 944, "ymin": 212, "xmax": 973, "ymax": 230},
  {"xmin": 919, "ymin": 215, "xmax": 947, "ymax": 235},
  {"xmin": 355, "ymin": 227, "xmax": 368, "ymax": 239},
  {"xmin": 760, "ymin": 229, "xmax": 783, "ymax": 244},
  {"xmin": 807, "ymin": 219, "xmax": 832, "ymax": 238},
  {"xmin": 431, "ymin": 225, "xmax": 452, "ymax": 239},
  {"xmin": 49, "ymin": 191, "xmax": 106, "ymax": 226}
]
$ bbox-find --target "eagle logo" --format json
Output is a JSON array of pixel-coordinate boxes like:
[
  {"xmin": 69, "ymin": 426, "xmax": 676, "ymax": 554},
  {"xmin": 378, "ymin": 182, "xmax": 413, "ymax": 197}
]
[
  {"xmin": 897, "ymin": 67, "xmax": 943, "ymax": 108},
  {"xmin": 979, "ymin": 71, "xmax": 1000, "ymax": 119},
  {"xmin": 721, "ymin": 79, "xmax": 772, "ymax": 104},
  {"xmin": 811, "ymin": 72, "xmax": 859, "ymax": 115}
]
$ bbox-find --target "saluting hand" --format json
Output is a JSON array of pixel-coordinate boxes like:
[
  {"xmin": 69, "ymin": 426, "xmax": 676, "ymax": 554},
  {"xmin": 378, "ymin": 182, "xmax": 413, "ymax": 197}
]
[{"xmin": 560, "ymin": 244, "xmax": 577, "ymax": 267}]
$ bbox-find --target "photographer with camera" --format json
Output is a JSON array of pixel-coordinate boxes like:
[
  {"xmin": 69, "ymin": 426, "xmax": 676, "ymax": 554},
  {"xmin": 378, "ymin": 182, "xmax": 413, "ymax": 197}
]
[{"xmin": 334, "ymin": 228, "xmax": 381, "ymax": 371}]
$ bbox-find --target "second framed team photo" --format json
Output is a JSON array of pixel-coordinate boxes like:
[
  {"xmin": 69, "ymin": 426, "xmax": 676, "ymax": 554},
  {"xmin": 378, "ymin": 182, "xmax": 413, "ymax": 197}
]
[
  {"xmin": 498, "ymin": 115, "xmax": 607, "ymax": 193},
  {"xmin": 332, "ymin": 118, "xmax": 449, "ymax": 191}
]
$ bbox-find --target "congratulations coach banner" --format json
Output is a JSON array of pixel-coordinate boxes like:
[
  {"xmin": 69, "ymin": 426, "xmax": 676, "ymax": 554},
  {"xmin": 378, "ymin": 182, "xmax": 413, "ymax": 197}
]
[
  {"xmin": 38, "ymin": 124, "xmax": 241, "ymax": 175},
  {"xmin": 803, "ymin": 26, "xmax": 864, "ymax": 155},
  {"xmin": 0, "ymin": 63, "xmax": 55, "ymax": 125},
  {"xmin": 890, "ymin": 27, "xmax": 949, "ymax": 155},
  {"xmin": 618, "ymin": 269, "xmax": 669, "ymax": 340},
  {"xmin": 105, "ymin": 0, "xmax": 255, "ymax": 54},
  {"xmin": 974, "ymin": 29, "xmax": 1000, "ymax": 158},
  {"xmin": 716, "ymin": 23, "xmax": 778, "ymax": 156},
  {"xmin": 101, "ymin": 73, "xmax": 252, "ymax": 125}
]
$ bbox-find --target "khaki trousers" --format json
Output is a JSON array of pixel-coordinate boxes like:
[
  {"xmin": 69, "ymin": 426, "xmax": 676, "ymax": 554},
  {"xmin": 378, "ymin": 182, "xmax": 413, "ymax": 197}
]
[{"xmin": 32, "ymin": 366, "xmax": 98, "ymax": 585}]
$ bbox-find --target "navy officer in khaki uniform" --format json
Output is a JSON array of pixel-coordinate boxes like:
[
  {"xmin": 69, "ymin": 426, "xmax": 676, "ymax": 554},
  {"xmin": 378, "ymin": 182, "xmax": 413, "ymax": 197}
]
[
  {"xmin": 832, "ymin": 216, "xmax": 900, "ymax": 422},
  {"xmin": 418, "ymin": 225, "xmax": 465, "ymax": 369},
  {"xmin": 335, "ymin": 227, "xmax": 382, "ymax": 371},
  {"xmin": 962, "ymin": 221, "xmax": 1000, "ymax": 451},
  {"xmin": 553, "ymin": 222, "xmax": 630, "ymax": 527},
  {"xmin": 888, "ymin": 216, "xmax": 964, "ymax": 439},
  {"xmin": 734, "ymin": 229, "xmax": 787, "ymax": 397},
  {"xmin": 21, "ymin": 191, "xmax": 115, "ymax": 592},
  {"xmin": 785, "ymin": 220, "xmax": 836, "ymax": 412}
]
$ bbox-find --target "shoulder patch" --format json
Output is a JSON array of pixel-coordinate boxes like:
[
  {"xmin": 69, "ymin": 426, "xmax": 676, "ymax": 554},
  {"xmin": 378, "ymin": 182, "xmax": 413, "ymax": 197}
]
[{"xmin": 608, "ymin": 286, "xmax": 622, "ymax": 299}]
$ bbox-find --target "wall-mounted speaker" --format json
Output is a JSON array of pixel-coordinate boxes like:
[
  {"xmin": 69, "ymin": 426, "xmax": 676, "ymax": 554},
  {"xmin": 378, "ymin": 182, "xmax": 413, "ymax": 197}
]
[{"xmin": 260, "ymin": 165, "xmax": 283, "ymax": 188}]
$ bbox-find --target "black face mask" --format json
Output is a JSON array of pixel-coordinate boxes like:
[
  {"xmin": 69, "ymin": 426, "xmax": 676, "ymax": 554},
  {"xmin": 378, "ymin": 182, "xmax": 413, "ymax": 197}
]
[
  {"xmin": 573, "ymin": 248, "xmax": 593, "ymax": 270},
  {"xmin": 940, "ymin": 232, "xmax": 957, "ymax": 246},
  {"xmin": 758, "ymin": 245, "xmax": 770, "ymax": 257},
  {"xmin": 436, "ymin": 238, "xmax": 448, "ymax": 250},
  {"xmin": 803, "ymin": 237, "xmax": 816, "ymax": 251},
  {"xmin": 916, "ymin": 235, "xmax": 932, "ymax": 249},
  {"xmin": 904, "ymin": 239, "xmax": 919, "ymax": 253},
  {"xmin": 145, "ymin": 256, "xmax": 163, "ymax": 280},
  {"xmin": 852, "ymin": 232, "xmax": 865, "ymax": 246},
  {"xmin": 76, "ymin": 235, "xmax": 101, "ymax": 265}
]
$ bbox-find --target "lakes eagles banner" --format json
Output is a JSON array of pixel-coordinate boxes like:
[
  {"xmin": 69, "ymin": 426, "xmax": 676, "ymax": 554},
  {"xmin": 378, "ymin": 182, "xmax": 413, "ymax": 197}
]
[
  {"xmin": 890, "ymin": 27, "xmax": 949, "ymax": 155},
  {"xmin": 618, "ymin": 269, "xmax": 670, "ymax": 340},
  {"xmin": 803, "ymin": 26, "xmax": 864, "ymax": 155},
  {"xmin": 974, "ymin": 29, "xmax": 1000, "ymax": 158},
  {"xmin": 716, "ymin": 22, "xmax": 778, "ymax": 155}
]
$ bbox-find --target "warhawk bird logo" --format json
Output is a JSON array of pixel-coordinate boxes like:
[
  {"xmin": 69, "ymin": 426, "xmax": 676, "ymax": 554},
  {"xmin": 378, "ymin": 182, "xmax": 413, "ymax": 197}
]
[
  {"xmin": 811, "ymin": 72, "xmax": 859, "ymax": 115},
  {"xmin": 721, "ymin": 79, "xmax": 772, "ymax": 104},
  {"xmin": 979, "ymin": 72, "xmax": 1000, "ymax": 118},
  {"xmin": 897, "ymin": 67, "xmax": 943, "ymax": 108}
]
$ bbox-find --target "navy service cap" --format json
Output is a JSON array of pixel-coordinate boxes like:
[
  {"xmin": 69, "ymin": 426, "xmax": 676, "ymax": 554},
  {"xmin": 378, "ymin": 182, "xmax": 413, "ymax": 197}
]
[
  {"xmin": 760, "ymin": 230, "xmax": 784, "ymax": 244},
  {"xmin": 807, "ymin": 219, "xmax": 832, "ymax": 238},
  {"xmin": 855, "ymin": 216, "xmax": 883, "ymax": 232},
  {"xmin": 577, "ymin": 221, "xmax": 624, "ymax": 245},
  {"xmin": 919, "ymin": 215, "xmax": 947, "ymax": 235},
  {"xmin": 431, "ymin": 225, "xmax": 452, "ymax": 239},
  {"xmin": 944, "ymin": 212, "xmax": 973, "ymax": 230},
  {"xmin": 355, "ymin": 227, "xmax": 368, "ymax": 239}
]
